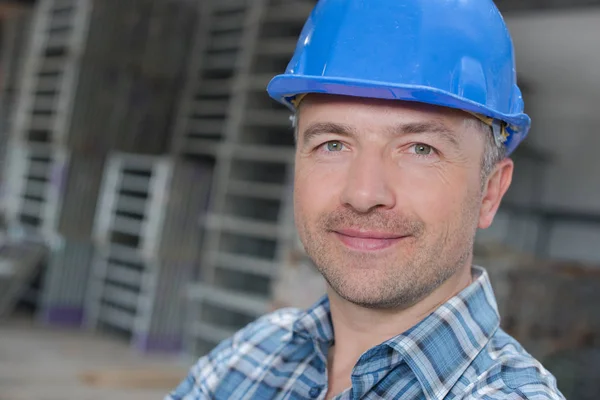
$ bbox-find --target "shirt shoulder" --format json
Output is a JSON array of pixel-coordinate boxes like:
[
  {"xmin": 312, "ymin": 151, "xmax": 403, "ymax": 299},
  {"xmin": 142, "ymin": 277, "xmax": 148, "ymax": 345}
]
[
  {"xmin": 454, "ymin": 329, "xmax": 565, "ymax": 400},
  {"xmin": 164, "ymin": 308, "xmax": 303, "ymax": 400}
]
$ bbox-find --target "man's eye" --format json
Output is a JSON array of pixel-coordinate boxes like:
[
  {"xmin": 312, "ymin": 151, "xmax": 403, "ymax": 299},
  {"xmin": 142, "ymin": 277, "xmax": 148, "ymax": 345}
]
[
  {"xmin": 324, "ymin": 141, "xmax": 344, "ymax": 152},
  {"xmin": 413, "ymin": 144, "xmax": 433, "ymax": 156}
]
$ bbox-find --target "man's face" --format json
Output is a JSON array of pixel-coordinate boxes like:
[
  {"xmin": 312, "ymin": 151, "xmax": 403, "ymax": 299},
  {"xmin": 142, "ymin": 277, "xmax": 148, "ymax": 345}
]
[{"xmin": 294, "ymin": 95, "xmax": 506, "ymax": 309}]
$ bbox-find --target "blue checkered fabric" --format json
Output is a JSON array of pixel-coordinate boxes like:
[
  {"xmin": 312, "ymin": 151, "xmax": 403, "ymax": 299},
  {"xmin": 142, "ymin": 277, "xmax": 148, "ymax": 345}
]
[{"xmin": 166, "ymin": 267, "xmax": 564, "ymax": 399}]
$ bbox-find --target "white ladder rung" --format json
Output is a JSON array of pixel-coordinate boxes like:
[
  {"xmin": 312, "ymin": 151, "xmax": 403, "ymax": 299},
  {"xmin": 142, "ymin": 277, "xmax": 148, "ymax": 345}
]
[
  {"xmin": 212, "ymin": 0, "xmax": 247, "ymax": 13},
  {"xmin": 114, "ymin": 196, "xmax": 148, "ymax": 214},
  {"xmin": 188, "ymin": 284, "xmax": 269, "ymax": 317},
  {"xmin": 215, "ymin": 252, "xmax": 276, "ymax": 277},
  {"xmin": 38, "ymin": 58, "xmax": 66, "ymax": 74},
  {"xmin": 187, "ymin": 119, "xmax": 226, "ymax": 136},
  {"xmin": 206, "ymin": 214, "xmax": 280, "ymax": 239},
  {"xmin": 32, "ymin": 96, "xmax": 58, "ymax": 111},
  {"xmin": 28, "ymin": 115, "xmax": 55, "ymax": 130},
  {"xmin": 20, "ymin": 199, "xmax": 44, "ymax": 217},
  {"xmin": 209, "ymin": 33, "xmax": 242, "ymax": 51},
  {"xmin": 203, "ymin": 53, "xmax": 237, "ymax": 70},
  {"xmin": 102, "ymin": 244, "xmax": 146, "ymax": 265},
  {"xmin": 99, "ymin": 305, "xmax": 135, "ymax": 331},
  {"xmin": 191, "ymin": 321, "xmax": 236, "ymax": 344},
  {"xmin": 48, "ymin": 13, "xmax": 73, "ymax": 30},
  {"xmin": 212, "ymin": 14, "xmax": 246, "ymax": 32},
  {"xmin": 102, "ymin": 284, "xmax": 140, "ymax": 309},
  {"xmin": 45, "ymin": 35, "xmax": 70, "ymax": 50},
  {"xmin": 114, "ymin": 153, "xmax": 161, "ymax": 170},
  {"xmin": 100, "ymin": 265, "xmax": 143, "ymax": 289},
  {"xmin": 111, "ymin": 216, "xmax": 143, "ymax": 236},
  {"xmin": 181, "ymin": 138, "xmax": 220, "ymax": 157},
  {"xmin": 119, "ymin": 175, "xmax": 152, "ymax": 193},
  {"xmin": 24, "ymin": 181, "xmax": 48, "ymax": 198},
  {"xmin": 28, "ymin": 162, "xmax": 51, "ymax": 178},
  {"xmin": 190, "ymin": 100, "xmax": 229, "ymax": 116},
  {"xmin": 35, "ymin": 75, "xmax": 62, "ymax": 91},
  {"xmin": 196, "ymin": 79, "xmax": 233, "ymax": 96}
]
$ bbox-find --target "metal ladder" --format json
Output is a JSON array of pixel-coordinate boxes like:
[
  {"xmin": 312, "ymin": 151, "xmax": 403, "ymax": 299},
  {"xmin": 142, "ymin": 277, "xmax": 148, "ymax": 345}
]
[
  {"xmin": 87, "ymin": 152, "xmax": 212, "ymax": 352},
  {"xmin": 3, "ymin": 143, "xmax": 70, "ymax": 241},
  {"xmin": 183, "ymin": 0, "xmax": 316, "ymax": 357},
  {"xmin": 10, "ymin": 0, "xmax": 93, "ymax": 148},
  {"xmin": 170, "ymin": 0, "xmax": 251, "ymax": 156}
]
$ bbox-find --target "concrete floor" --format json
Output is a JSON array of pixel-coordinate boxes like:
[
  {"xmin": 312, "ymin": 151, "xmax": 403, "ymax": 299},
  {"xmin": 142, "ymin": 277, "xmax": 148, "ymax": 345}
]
[{"xmin": 0, "ymin": 316, "xmax": 192, "ymax": 400}]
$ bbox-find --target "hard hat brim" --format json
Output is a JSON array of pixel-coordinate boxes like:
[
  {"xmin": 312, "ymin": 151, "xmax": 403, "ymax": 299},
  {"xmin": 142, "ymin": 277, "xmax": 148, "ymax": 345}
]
[{"xmin": 267, "ymin": 74, "xmax": 530, "ymax": 155}]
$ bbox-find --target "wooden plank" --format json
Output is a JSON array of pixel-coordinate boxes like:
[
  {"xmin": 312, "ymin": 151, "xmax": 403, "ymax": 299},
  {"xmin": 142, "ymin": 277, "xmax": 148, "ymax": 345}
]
[{"xmin": 79, "ymin": 368, "xmax": 189, "ymax": 389}]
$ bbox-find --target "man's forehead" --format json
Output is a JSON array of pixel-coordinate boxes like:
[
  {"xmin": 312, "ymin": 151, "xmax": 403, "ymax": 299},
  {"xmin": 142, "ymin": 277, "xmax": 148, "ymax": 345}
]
[
  {"xmin": 299, "ymin": 94, "xmax": 468, "ymax": 124},
  {"xmin": 297, "ymin": 94, "xmax": 470, "ymax": 135}
]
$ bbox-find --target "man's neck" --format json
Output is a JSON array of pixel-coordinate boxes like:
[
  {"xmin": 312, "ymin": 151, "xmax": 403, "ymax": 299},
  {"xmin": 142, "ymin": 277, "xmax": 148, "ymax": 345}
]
[{"xmin": 326, "ymin": 265, "xmax": 474, "ymax": 381}]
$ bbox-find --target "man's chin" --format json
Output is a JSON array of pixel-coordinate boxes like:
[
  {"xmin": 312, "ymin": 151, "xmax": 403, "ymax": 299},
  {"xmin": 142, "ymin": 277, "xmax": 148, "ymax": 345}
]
[
  {"xmin": 332, "ymin": 288, "xmax": 410, "ymax": 310},
  {"xmin": 325, "ymin": 275, "xmax": 401, "ymax": 306}
]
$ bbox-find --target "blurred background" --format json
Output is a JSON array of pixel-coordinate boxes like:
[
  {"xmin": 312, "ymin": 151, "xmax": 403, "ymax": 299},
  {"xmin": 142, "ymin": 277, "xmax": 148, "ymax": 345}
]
[{"xmin": 0, "ymin": 0, "xmax": 598, "ymax": 398}]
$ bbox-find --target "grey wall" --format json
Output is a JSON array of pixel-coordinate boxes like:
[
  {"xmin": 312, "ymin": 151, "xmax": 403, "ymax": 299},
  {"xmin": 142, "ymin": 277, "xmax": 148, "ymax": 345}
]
[{"xmin": 477, "ymin": 9, "xmax": 600, "ymax": 264}]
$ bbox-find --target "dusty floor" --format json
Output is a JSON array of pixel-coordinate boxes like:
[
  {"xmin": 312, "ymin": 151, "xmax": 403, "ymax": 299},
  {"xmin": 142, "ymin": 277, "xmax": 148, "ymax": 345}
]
[{"xmin": 0, "ymin": 316, "xmax": 192, "ymax": 400}]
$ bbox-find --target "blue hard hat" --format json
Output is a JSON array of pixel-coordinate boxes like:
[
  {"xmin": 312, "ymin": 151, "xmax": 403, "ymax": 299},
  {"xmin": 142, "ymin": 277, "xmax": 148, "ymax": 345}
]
[{"xmin": 267, "ymin": 0, "xmax": 530, "ymax": 155}]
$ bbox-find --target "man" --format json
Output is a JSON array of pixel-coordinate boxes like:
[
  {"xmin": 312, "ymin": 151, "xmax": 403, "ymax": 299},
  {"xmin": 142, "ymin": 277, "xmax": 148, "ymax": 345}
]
[{"xmin": 168, "ymin": 1, "xmax": 564, "ymax": 399}]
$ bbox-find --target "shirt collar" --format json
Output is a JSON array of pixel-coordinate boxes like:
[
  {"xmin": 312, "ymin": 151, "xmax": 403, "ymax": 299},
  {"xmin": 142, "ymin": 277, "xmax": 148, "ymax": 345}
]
[
  {"xmin": 292, "ymin": 295, "xmax": 334, "ymax": 343},
  {"xmin": 292, "ymin": 267, "xmax": 500, "ymax": 400}
]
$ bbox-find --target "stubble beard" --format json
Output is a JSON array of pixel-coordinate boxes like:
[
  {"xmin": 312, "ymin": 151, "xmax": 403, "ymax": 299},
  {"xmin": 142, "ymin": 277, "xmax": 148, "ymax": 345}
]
[{"xmin": 297, "ymin": 202, "xmax": 479, "ymax": 310}]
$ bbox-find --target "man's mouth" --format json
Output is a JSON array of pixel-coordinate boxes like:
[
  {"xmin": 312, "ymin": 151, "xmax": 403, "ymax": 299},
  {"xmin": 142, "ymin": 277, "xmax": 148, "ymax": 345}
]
[{"xmin": 333, "ymin": 228, "xmax": 408, "ymax": 251}]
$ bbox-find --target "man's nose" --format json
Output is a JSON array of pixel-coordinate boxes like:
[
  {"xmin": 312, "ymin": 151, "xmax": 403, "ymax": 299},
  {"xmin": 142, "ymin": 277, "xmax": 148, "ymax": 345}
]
[{"xmin": 340, "ymin": 149, "xmax": 396, "ymax": 213}]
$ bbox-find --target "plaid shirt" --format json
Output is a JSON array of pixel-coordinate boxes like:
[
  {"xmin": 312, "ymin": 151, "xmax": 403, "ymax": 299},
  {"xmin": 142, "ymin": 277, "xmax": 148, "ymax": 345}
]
[{"xmin": 167, "ymin": 267, "xmax": 564, "ymax": 399}]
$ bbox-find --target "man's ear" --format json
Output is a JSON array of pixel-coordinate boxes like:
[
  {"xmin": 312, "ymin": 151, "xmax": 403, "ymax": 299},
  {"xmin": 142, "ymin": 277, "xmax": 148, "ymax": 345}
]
[{"xmin": 479, "ymin": 158, "xmax": 513, "ymax": 229}]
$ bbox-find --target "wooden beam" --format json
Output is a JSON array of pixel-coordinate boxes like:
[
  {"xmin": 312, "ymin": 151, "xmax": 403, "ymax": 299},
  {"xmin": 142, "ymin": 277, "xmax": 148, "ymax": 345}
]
[{"xmin": 79, "ymin": 368, "xmax": 189, "ymax": 389}]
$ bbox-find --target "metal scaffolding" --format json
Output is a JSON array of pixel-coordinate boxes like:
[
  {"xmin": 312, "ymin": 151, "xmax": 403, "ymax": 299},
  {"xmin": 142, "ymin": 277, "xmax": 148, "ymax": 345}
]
[{"xmin": 179, "ymin": 0, "xmax": 316, "ymax": 357}]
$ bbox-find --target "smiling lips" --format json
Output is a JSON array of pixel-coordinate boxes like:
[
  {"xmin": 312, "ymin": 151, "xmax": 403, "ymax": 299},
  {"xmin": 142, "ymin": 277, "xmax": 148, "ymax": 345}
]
[{"xmin": 333, "ymin": 229, "xmax": 407, "ymax": 251}]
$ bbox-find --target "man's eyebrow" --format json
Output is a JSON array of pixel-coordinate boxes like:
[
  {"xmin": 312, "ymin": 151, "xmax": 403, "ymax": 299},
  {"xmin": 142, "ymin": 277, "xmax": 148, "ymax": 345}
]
[
  {"xmin": 387, "ymin": 121, "xmax": 459, "ymax": 146},
  {"xmin": 301, "ymin": 122, "xmax": 358, "ymax": 145},
  {"xmin": 300, "ymin": 120, "xmax": 459, "ymax": 146}
]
